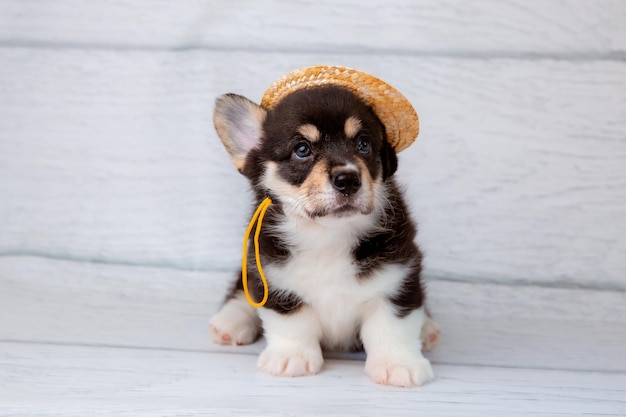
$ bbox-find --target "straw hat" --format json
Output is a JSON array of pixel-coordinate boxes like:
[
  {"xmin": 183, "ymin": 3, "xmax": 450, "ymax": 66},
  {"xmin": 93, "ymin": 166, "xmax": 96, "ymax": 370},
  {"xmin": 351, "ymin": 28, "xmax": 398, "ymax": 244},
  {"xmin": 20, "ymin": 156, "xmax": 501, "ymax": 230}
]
[{"xmin": 260, "ymin": 65, "xmax": 419, "ymax": 152}]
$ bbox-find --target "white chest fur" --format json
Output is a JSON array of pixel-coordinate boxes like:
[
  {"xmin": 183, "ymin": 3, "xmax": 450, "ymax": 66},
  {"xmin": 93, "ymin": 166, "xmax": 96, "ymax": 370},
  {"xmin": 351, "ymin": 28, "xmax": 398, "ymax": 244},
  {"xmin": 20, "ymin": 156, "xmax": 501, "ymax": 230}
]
[{"xmin": 265, "ymin": 214, "xmax": 408, "ymax": 349}]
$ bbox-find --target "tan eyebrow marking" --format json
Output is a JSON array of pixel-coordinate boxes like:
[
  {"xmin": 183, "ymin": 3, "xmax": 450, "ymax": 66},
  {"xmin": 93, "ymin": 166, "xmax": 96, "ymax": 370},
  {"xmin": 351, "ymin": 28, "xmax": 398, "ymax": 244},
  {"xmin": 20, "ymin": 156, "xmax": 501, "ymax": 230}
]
[
  {"xmin": 344, "ymin": 116, "xmax": 362, "ymax": 138},
  {"xmin": 297, "ymin": 124, "xmax": 321, "ymax": 142}
]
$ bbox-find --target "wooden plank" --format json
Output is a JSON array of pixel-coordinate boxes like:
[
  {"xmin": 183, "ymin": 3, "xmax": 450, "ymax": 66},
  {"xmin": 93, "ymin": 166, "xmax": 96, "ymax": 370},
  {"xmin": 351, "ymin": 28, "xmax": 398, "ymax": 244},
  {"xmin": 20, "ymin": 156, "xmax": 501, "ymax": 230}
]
[
  {"xmin": 2, "ymin": 342, "xmax": 625, "ymax": 416},
  {"xmin": 1, "ymin": 49, "xmax": 625, "ymax": 287},
  {"xmin": 1, "ymin": 0, "xmax": 625, "ymax": 56},
  {"xmin": 1, "ymin": 257, "xmax": 625, "ymax": 373}
]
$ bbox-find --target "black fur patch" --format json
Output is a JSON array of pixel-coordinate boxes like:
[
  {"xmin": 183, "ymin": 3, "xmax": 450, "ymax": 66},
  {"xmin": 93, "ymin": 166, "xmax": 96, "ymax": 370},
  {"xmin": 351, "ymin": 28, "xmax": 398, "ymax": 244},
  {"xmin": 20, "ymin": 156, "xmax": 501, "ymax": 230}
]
[
  {"xmin": 389, "ymin": 266, "xmax": 425, "ymax": 318},
  {"xmin": 353, "ymin": 182, "xmax": 419, "ymax": 272},
  {"xmin": 353, "ymin": 182, "xmax": 424, "ymax": 317}
]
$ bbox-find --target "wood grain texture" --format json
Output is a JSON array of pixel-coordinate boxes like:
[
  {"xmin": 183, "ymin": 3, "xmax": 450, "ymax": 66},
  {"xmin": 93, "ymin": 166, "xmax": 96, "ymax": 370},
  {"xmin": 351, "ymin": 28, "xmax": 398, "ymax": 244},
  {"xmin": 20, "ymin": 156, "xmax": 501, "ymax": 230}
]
[
  {"xmin": 2, "ymin": 257, "xmax": 625, "ymax": 373},
  {"xmin": 1, "ymin": 2, "xmax": 624, "ymax": 414},
  {"xmin": 2, "ymin": 343, "xmax": 625, "ymax": 416},
  {"xmin": 1, "ymin": 49, "xmax": 625, "ymax": 287},
  {"xmin": 1, "ymin": 0, "xmax": 625, "ymax": 56}
]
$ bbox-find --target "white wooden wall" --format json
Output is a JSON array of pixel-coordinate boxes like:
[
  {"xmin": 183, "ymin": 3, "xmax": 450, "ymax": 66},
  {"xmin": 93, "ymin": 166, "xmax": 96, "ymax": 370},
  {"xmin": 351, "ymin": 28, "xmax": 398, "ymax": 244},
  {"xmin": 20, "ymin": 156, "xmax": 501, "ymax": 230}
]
[{"xmin": 1, "ymin": 0, "xmax": 625, "ymax": 289}]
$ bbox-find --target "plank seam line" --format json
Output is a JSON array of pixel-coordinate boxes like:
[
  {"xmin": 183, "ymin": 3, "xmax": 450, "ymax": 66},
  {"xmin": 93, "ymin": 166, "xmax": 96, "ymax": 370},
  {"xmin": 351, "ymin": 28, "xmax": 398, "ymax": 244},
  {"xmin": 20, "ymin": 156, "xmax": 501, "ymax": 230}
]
[
  {"xmin": 1, "ymin": 41, "xmax": 626, "ymax": 62},
  {"xmin": 2, "ymin": 339, "xmax": 625, "ymax": 375},
  {"xmin": 1, "ymin": 252, "xmax": 624, "ymax": 293}
]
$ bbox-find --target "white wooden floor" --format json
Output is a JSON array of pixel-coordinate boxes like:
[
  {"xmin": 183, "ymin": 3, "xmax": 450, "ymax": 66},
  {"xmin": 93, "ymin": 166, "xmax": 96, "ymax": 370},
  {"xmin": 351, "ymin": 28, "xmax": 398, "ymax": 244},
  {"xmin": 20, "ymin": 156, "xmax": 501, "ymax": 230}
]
[{"xmin": 2, "ymin": 256, "xmax": 625, "ymax": 416}]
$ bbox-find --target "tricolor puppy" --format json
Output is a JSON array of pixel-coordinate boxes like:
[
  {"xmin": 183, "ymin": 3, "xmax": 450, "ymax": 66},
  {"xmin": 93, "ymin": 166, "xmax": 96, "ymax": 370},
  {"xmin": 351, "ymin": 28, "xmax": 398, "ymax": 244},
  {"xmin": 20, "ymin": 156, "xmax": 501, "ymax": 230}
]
[{"xmin": 209, "ymin": 66, "xmax": 439, "ymax": 387}]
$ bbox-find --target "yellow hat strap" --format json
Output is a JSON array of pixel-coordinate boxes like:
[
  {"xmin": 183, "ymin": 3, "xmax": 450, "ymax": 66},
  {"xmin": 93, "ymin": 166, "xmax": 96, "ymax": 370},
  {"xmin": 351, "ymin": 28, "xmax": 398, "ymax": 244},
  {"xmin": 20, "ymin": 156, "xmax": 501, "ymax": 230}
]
[{"xmin": 241, "ymin": 197, "xmax": 272, "ymax": 307}]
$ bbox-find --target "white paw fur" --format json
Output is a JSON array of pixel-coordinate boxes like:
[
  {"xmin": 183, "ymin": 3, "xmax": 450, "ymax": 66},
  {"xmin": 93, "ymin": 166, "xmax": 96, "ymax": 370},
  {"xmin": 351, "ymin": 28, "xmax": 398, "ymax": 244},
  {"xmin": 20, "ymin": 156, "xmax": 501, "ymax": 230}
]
[
  {"xmin": 361, "ymin": 304, "xmax": 434, "ymax": 387},
  {"xmin": 258, "ymin": 345, "xmax": 324, "ymax": 377},
  {"xmin": 209, "ymin": 293, "xmax": 261, "ymax": 346},
  {"xmin": 257, "ymin": 306, "xmax": 324, "ymax": 377},
  {"xmin": 365, "ymin": 356, "xmax": 434, "ymax": 387}
]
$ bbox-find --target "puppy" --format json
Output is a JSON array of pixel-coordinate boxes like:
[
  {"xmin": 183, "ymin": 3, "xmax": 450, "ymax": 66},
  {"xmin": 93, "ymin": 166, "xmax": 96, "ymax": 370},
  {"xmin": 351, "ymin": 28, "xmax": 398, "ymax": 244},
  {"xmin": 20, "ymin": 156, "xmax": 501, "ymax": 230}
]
[{"xmin": 209, "ymin": 80, "xmax": 438, "ymax": 387}]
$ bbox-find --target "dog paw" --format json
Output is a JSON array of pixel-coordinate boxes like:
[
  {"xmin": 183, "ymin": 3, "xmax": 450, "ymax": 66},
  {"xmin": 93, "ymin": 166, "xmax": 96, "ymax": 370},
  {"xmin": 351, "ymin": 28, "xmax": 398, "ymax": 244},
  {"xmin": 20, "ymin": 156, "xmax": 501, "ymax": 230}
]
[
  {"xmin": 365, "ymin": 356, "xmax": 434, "ymax": 388},
  {"xmin": 209, "ymin": 299, "xmax": 261, "ymax": 346},
  {"xmin": 421, "ymin": 317, "xmax": 441, "ymax": 351},
  {"xmin": 258, "ymin": 345, "xmax": 323, "ymax": 377}
]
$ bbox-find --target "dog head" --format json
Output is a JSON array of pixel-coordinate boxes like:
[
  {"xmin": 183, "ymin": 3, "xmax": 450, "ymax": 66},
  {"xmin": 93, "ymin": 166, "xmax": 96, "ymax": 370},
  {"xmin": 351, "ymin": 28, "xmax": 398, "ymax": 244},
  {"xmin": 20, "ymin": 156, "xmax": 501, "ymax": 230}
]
[{"xmin": 214, "ymin": 85, "xmax": 398, "ymax": 221}]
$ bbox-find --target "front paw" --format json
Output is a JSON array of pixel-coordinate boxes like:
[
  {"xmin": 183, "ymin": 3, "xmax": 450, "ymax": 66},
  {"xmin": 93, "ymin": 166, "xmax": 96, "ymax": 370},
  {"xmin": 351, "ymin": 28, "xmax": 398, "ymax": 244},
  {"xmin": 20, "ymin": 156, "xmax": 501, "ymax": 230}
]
[
  {"xmin": 365, "ymin": 356, "xmax": 434, "ymax": 388},
  {"xmin": 209, "ymin": 301, "xmax": 261, "ymax": 346},
  {"xmin": 258, "ymin": 345, "xmax": 323, "ymax": 377}
]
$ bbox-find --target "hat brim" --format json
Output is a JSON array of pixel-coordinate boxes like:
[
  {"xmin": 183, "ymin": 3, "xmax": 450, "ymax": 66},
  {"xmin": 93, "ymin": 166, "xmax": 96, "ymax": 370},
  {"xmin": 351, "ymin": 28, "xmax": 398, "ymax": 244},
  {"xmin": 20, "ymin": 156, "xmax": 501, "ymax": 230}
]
[{"xmin": 260, "ymin": 65, "xmax": 419, "ymax": 152}]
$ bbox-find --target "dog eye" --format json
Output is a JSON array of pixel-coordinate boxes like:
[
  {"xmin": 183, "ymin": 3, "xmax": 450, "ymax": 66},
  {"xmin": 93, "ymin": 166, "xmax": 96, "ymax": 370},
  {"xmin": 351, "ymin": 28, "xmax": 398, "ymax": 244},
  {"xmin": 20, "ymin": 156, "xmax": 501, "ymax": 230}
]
[
  {"xmin": 357, "ymin": 136, "xmax": 371, "ymax": 154},
  {"xmin": 293, "ymin": 142, "xmax": 313, "ymax": 160}
]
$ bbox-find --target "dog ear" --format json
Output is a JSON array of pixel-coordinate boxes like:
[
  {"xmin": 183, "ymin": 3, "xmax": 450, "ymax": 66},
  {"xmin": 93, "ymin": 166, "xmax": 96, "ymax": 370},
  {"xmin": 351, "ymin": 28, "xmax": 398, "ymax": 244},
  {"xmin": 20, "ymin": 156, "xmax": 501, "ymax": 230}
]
[
  {"xmin": 214, "ymin": 94, "xmax": 267, "ymax": 172},
  {"xmin": 380, "ymin": 138, "xmax": 398, "ymax": 180}
]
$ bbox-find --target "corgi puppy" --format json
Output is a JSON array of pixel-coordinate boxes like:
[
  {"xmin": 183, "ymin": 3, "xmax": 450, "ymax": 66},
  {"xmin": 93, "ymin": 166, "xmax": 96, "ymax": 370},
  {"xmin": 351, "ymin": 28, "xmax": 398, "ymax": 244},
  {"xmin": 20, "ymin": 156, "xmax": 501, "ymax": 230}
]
[{"xmin": 209, "ymin": 83, "xmax": 439, "ymax": 387}]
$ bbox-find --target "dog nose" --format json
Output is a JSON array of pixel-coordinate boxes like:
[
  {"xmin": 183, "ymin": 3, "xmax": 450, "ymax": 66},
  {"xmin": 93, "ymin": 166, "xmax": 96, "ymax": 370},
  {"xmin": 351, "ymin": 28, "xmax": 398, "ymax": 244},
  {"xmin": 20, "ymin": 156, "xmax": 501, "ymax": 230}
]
[{"xmin": 332, "ymin": 170, "xmax": 361, "ymax": 195}]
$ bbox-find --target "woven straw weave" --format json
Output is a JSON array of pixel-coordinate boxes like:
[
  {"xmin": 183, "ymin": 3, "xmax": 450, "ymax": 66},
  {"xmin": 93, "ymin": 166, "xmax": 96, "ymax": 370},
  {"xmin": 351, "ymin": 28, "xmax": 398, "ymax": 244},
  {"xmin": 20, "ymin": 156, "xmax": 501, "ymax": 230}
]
[{"xmin": 260, "ymin": 66, "xmax": 419, "ymax": 152}]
